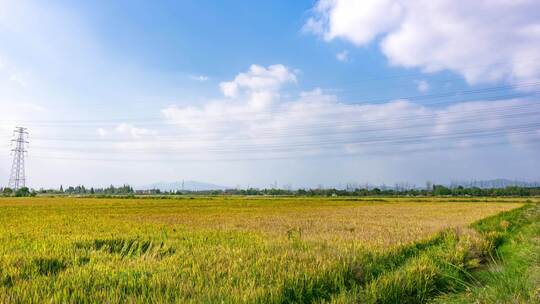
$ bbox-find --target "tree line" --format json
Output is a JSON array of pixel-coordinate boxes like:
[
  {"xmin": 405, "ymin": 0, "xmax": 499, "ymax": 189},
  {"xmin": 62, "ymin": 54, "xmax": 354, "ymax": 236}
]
[
  {"xmin": 219, "ymin": 185, "xmax": 540, "ymax": 197},
  {"xmin": 3, "ymin": 184, "xmax": 539, "ymax": 197},
  {"xmin": 1, "ymin": 184, "xmax": 134, "ymax": 197}
]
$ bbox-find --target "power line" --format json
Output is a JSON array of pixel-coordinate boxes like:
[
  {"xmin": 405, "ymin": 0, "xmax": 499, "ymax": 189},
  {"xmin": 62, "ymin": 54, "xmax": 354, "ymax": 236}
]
[
  {"xmin": 1, "ymin": 98, "xmax": 536, "ymax": 143},
  {"xmin": 4, "ymin": 81, "xmax": 540, "ymax": 126},
  {"xmin": 8, "ymin": 108, "xmax": 540, "ymax": 144},
  {"xmin": 25, "ymin": 123, "xmax": 540, "ymax": 154},
  {"xmin": 5, "ymin": 92, "xmax": 540, "ymax": 134},
  {"xmin": 27, "ymin": 137, "xmax": 540, "ymax": 163}
]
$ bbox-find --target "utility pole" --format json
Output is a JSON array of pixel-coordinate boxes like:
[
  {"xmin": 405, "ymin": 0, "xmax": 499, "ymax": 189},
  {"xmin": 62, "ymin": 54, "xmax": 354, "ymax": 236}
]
[{"xmin": 8, "ymin": 127, "xmax": 28, "ymax": 190}]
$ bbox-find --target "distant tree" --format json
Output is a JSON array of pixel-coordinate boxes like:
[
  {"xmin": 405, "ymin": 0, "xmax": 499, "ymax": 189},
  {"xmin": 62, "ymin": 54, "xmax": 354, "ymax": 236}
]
[
  {"xmin": 432, "ymin": 185, "xmax": 451, "ymax": 196},
  {"xmin": 2, "ymin": 187, "xmax": 13, "ymax": 196},
  {"xmin": 15, "ymin": 187, "xmax": 31, "ymax": 197},
  {"xmin": 59, "ymin": 185, "xmax": 64, "ymax": 192}
]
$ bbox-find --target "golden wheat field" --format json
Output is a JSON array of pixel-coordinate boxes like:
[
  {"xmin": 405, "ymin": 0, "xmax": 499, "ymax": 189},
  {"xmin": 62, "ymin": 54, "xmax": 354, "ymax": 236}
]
[{"xmin": 0, "ymin": 196, "xmax": 527, "ymax": 303}]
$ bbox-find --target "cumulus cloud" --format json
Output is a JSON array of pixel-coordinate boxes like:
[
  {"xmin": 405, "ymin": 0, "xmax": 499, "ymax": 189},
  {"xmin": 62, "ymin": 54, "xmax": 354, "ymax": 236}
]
[
  {"xmin": 219, "ymin": 64, "xmax": 296, "ymax": 97},
  {"xmin": 304, "ymin": 0, "xmax": 404, "ymax": 45},
  {"xmin": 159, "ymin": 64, "xmax": 540, "ymax": 160},
  {"xmin": 218, "ymin": 64, "xmax": 297, "ymax": 109},
  {"xmin": 305, "ymin": 0, "xmax": 540, "ymax": 85}
]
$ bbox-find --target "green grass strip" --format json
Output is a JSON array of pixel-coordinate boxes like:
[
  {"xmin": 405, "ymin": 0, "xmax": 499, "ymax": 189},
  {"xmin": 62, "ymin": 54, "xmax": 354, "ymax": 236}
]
[
  {"xmin": 272, "ymin": 203, "xmax": 539, "ymax": 304},
  {"xmin": 433, "ymin": 203, "xmax": 540, "ymax": 303}
]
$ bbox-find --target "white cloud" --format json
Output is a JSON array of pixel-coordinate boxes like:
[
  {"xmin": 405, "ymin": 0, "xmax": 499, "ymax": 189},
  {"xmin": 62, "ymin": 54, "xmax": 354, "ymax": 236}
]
[
  {"xmin": 218, "ymin": 64, "xmax": 297, "ymax": 109},
  {"xmin": 115, "ymin": 123, "xmax": 151, "ymax": 138},
  {"xmin": 160, "ymin": 64, "xmax": 540, "ymax": 161},
  {"xmin": 336, "ymin": 50, "xmax": 349, "ymax": 62},
  {"xmin": 304, "ymin": 0, "xmax": 404, "ymax": 45},
  {"xmin": 415, "ymin": 80, "xmax": 429, "ymax": 93},
  {"xmin": 96, "ymin": 124, "xmax": 152, "ymax": 139},
  {"xmin": 305, "ymin": 0, "xmax": 540, "ymax": 85},
  {"xmin": 219, "ymin": 64, "xmax": 297, "ymax": 98},
  {"xmin": 96, "ymin": 128, "xmax": 108, "ymax": 137},
  {"xmin": 190, "ymin": 75, "xmax": 209, "ymax": 82}
]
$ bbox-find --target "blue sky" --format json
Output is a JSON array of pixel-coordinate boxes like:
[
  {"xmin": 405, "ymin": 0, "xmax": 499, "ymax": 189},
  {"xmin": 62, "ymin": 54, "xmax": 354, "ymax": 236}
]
[
  {"xmin": 1, "ymin": 0, "xmax": 540, "ymax": 189},
  {"xmin": 49, "ymin": 0, "xmax": 470, "ymax": 105}
]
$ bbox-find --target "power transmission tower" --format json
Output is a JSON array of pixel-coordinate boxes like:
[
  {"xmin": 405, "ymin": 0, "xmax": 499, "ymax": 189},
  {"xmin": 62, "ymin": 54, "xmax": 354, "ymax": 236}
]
[{"xmin": 8, "ymin": 127, "xmax": 28, "ymax": 190}]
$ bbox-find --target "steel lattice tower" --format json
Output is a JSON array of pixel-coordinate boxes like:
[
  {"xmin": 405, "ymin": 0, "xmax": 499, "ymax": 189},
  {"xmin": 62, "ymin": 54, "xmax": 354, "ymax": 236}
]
[{"xmin": 8, "ymin": 127, "xmax": 28, "ymax": 190}]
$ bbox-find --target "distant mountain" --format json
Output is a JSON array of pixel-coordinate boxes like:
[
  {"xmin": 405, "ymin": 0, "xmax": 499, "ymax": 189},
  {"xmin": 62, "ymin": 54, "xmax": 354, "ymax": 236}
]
[
  {"xmin": 138, "ymin": 181, "xmax": 229, "ymax": 192},
  {"xmin": 450, "ymin": 179, "xmax": 540, "ymax": 189}
]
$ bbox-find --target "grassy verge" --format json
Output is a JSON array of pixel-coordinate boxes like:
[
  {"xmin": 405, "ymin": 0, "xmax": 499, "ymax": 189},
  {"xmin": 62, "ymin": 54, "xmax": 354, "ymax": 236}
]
[
  {"xmin": 432, "ymin": 203, "xmax": 540, "ymax": 303},
  {"xmin": 283, "ymin": 203, "xmax": 539, "ymax": 303}
]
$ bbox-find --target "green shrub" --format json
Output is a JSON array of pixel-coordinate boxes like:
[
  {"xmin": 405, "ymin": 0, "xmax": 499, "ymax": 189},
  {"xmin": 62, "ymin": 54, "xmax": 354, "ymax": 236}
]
[{"xmin": 14, "ymin": 187, "xmax": 31, "ymax": 197}]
